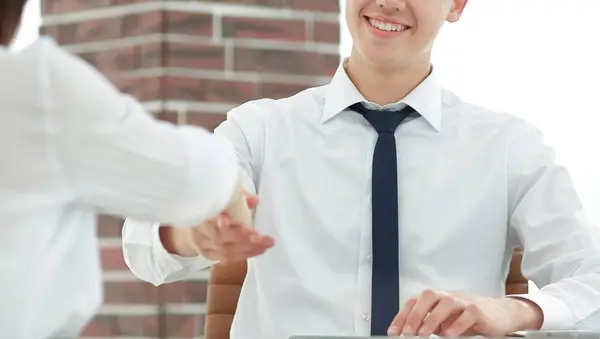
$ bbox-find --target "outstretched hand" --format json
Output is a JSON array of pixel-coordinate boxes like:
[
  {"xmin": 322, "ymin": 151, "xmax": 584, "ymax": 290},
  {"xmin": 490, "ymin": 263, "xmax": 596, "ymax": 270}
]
[
  {"xmin": 160, "ymin": 195, "xmax": 275, "ymax": 261},
  {"xmin": 188, "ymin": 195, "xmax": 275, "ymax": 262}
]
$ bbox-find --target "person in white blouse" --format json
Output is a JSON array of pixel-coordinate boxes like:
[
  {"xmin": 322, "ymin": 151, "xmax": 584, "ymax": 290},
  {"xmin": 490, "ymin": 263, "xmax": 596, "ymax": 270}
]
[
  {"xmin": 124, "ymin": 0, "xmax": 600, "ymax": 338},
  {"xmin": 0, "ymin": 1, "xmax": 274, "ymax": 338}
]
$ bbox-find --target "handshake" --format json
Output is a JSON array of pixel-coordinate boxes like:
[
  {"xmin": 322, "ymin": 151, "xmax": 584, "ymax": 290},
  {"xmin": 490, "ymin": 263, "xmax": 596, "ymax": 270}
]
[{"xmin": 160, "ymin": 176, "xmax": 275, "ymax": 262}]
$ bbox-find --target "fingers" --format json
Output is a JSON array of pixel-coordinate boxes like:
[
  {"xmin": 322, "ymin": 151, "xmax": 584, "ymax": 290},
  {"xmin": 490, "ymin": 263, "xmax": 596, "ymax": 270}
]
[
  {"xmin": 196, "ymin": 215, "xmax": 274, "ymax": 262},
  {"xmin": 246, "ymin": 194, "xmax": 259, "ymax": 209},
  {"xmin": 418, "ymin": 296, "xmax": 465, "ymax": 336},
  {"xmin": 198, "ymin": 218, "xmax": 222, "ymax": 246},
  {"xmin": 390, "ymin": 289, "xmax": 487, "ymax": 338},
  {"xmin": 401, "ymin": 289, "xmax": 441, "ymax": 335},
  {"xmin": 388, "ymin": 297, "xmax": 417, "ymax": 335},
  {"xmin": 439, "ymin": 304, "xmax": 480, "ymax": 337}
]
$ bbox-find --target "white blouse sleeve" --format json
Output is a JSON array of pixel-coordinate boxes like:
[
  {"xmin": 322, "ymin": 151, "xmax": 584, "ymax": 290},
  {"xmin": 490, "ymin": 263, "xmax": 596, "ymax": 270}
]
[{"xmin": 43, "ymin": 40, "xmax": 238, "ymax": 227}]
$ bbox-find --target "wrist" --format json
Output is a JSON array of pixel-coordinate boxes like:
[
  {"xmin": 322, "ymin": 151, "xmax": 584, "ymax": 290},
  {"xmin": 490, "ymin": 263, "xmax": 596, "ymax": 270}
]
[
  {"xmin": 224, "ymin": 175, "xmax": 252, "ymax": 227},
  {"xmin": 505, "ymin": 296, "xmax": 544, "ymax": 331},
  {"xmin": 159, "ymin": 226, "xmax": 198, "ymax": 257}
]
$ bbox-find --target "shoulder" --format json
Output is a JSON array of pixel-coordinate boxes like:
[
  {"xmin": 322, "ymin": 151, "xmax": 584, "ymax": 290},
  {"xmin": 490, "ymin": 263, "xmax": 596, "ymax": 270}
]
[
  {"xmin": 21, "ymin": 37, "xmax": 84, "ymax": 72},
  {"xmin": 441, "ymin": 87, "xmax": 540, "ymax": 139},
  {"xmin": 17, "ymin": 36, "xmax": 116, "ymax": 97},
  {"xmin": 38, "ymin": 38, "xmax": 115, "ymax": 89},
  {"xmin": 441, "ymin": 88, "xmax": 553, "ymax": 172},
  {"xmin": 30, "ymin": 38, "xmax": 138, "ymax": 131},
  {"xmin": 225, "ymin": 84, "xmax": 328, "ymax": 128}
]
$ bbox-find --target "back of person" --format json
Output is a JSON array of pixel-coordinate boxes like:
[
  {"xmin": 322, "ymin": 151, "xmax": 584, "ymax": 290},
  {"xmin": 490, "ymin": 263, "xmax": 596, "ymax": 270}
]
[
  {"xmin": 0, "ymin": 35, "xmax": 265, "ymax": 338},
  {"xmin": 0, "ymin": 39, "xmax": 100, "ymax": 339}
]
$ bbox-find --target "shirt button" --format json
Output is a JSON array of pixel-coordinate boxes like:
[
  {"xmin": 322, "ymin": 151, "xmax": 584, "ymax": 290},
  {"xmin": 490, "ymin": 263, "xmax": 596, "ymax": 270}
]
[
  {"xmin": 367, "ymin": 254, "xmax": 373, "ymax": 263},
  {"xmin": 362, "ymin": 313, "xmax": 370, "ymax": 322}
]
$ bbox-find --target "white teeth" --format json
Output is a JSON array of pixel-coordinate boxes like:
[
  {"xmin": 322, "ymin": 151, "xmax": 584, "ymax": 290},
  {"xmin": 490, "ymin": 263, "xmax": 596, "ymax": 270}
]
[{"xmin": 368, "ymin": 18, "xmax": 407, "ymax": 32}]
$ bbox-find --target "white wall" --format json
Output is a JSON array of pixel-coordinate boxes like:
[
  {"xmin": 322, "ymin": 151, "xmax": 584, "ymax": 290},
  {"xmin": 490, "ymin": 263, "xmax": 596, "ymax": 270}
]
[{"xmin": 340, "ymin": 0, "xmax": 600, "ymax": 225}]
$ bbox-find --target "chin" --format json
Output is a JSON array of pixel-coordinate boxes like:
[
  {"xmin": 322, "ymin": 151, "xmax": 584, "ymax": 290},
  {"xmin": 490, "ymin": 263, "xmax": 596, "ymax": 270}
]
[{"xmin": 354, "ymin": 45, "xmax": 402, "ymax": 69}]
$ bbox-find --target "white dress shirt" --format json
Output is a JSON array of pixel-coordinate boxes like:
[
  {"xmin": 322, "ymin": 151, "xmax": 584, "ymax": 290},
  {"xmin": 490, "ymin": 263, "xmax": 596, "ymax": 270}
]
[
  {"xmin": 0, "ymin": 37, "xmax": 239, "ymax": 339},
  {"xmin": 123, "ymin": 61, "xmax": 600, "ymax": 339}
]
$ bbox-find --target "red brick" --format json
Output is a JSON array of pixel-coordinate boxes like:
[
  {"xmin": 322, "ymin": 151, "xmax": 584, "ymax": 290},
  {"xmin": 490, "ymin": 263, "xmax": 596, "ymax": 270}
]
[
  {"xmin": 78, "ymin": 46, "xmax": 139, "ymax": 74},
  {"xmin": 160, "ymin": 280, "xmax": 209, "ymax": 303},
  {"xmin": 163, "ymin": 77, "xmax": 256, "ymax": 103},
  {"xmin": 43, "ymin": 0, "xmax": 156, "ymax": 14},
  {"xmin": 221, "ymin": 17, "xmax": 307, "ymax": 41},
  {"xmin": 156, "ymin": 111, "xmax": 181, "ymax": 124},
  {"xmin": 74, "ymin": 43, "xmax": 162, "ymax": 74},
  {"xmin": 97, "ymin": 215, "xmax": 124, "ymax": 238},
  {"xmin": 104, "ymin": 281, "xmax": 161, "ymax": 304},
  {"xmin": 122, "ymin": 11, "xmax": 164, "ymax": 37},
  {"xmin": 186, "ymin": 112, "xmax": 228, "ymax": 131},
  {"xmin": 40, "ymin": 25, "xmax": 60, "ymax": 40},
  {"xmin": 40, "ymin": 0, "xmax": 53, "ymax": 14},
  {"xmin": 45, "ymin": 0, "xmax": 112, "ymax": 14},
  {"xmin": 138, "ymin": 43, "xmax": 163, "ymax": 69},
  {"xmin": 164, "ymin": 314, "xmax": 206, "ymax": 338},
  {"xmin": 165, "ymin": 42, "xmax": 226, "ymax": 70},
  {"xmin": 204, "ymin": 0, "xmax": 284, "ymax": 7},
  {"xmin": 57, "ymin": 17, "xmax": 122, "ymax": 45},
  {"xmin": 234, "ymin": 47, "xmax": 339, "ymax": 76},
  {"xmin": 114, "ymin": 0, "xmax": 154, "ymax": 5},
  {"xmin": 289, "ymin": 0, "xmax": 340, "ymax": 13},
  {"xmin": 313, "ymin": 21, "xmax": 340, "ymax": 43},
  {"xmin": 257, "ymin": 82, "xmax": 313, "ymax": 99},
  {"xmin": 166, "ymin": 12, "xmax": 213, "ymax": 36},
  {"xmin": 81, "ymin": 315, "xmax": 159, "ymax": 337},
  {"xmin": 156, "ymin": 111, "xmax": 227, "ymax": 131},
  {"xmin": 111, "ymin": 76, "xmax": 162, "ymax": 101},
  {"xmin": 100, "ymin": 246, "xmax": 128, "ymax": 270}
]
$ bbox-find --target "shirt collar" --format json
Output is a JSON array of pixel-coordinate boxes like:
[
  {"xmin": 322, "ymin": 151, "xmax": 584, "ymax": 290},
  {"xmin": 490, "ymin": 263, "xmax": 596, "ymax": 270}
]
[{"xmin": 322, "ymin": 58, "xmax": 443, "ymax": 132}]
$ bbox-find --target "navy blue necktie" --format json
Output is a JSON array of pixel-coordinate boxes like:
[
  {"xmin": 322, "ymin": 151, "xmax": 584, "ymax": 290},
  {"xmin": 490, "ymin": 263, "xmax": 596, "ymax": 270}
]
[{"xmin": 349, "ymin": 103, "xmax": 415, "ymax": 335}]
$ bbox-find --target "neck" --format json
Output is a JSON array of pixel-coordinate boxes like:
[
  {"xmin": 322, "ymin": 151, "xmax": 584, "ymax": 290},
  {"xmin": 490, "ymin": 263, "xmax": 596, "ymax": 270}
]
[{"xmin": 346, "ymin": 49, "xmax": 432, "ymax": 106}]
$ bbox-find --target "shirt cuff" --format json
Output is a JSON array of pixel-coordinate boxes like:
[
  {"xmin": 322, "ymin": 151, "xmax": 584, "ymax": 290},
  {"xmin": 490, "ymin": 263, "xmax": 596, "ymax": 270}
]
[
  {"xmin": 150, "ymin": 222, "xmax": 206, "ymax": 279},
  {"xmin": 508, "ymin": 292, "xmax": 575, "ymax": 330}
]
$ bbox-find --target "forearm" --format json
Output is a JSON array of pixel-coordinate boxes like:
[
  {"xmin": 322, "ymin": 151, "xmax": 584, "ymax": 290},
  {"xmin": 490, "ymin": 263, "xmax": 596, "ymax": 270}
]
[{"xmin": 57, "ymin": 118, "xmax": 239, "ymax": 226}]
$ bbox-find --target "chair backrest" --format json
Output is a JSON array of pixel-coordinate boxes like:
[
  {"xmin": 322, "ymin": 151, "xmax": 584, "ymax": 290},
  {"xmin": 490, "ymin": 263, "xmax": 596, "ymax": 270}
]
[
  {"xmin": 205, "ymin": 248, "xmax": 528, "ymax": 339},
  {"xmin": 506, "ymin": 248, "xmax": 528, "ymax": 295}
]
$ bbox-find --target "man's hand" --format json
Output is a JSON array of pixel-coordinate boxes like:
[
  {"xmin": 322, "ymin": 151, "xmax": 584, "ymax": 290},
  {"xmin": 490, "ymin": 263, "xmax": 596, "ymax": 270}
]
[
  {"xmin": 387, "ymin": 289, "xmax": 543, "ymax": 337},
  {"xmin": 160, "ymin": 195, "xmax": 275, "ymax": 262}
]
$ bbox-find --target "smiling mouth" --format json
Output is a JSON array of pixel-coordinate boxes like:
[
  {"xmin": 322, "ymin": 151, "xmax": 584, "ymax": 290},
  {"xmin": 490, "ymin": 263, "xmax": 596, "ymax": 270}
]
[{"xmin": 365, "ymin": 16, "xmax": 411, "ymax": 32}]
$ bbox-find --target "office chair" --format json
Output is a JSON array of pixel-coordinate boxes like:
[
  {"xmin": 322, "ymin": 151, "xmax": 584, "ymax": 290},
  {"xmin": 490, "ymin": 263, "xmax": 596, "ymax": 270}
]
[{"xmin": 205, "ymin": 248, "xmax": 528, "ymax": 339}]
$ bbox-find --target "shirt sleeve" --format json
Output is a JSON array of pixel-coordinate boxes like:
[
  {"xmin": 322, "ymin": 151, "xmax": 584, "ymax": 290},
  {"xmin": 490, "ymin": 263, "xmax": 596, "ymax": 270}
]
[
  {"xmin": 506, "ymin": 120, "xmax": 600, "ymax": 330},
  {"xmin": 122, "ymin": 219, "xmax": 216, "ymax": 286},
  {"xmin": 214, "ymin": 101, "xmax": 266, "ymax": 195},
  {"xmin": 43, "ymin": 40, "xmax": 238, "ymax": 227},
  {"xmin": 122, "ymin": 102, "xmax": 264, "ymax": 285}
]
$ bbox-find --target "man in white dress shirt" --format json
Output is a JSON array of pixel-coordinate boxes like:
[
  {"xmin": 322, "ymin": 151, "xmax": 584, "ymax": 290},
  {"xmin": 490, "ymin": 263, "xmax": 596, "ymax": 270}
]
[{"xmin": 123, "ymin": 0, "xmax": 600, "ymax": 338}]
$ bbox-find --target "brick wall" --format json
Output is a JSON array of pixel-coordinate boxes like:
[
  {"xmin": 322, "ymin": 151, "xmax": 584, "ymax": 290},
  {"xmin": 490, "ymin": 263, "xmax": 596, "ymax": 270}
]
[{"xmin": 41, "ymin": 1, "xmax": 340, "ymax": 338}]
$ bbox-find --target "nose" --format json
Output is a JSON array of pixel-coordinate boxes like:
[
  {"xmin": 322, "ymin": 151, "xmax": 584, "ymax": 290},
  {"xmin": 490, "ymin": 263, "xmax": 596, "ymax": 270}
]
[{"xmin": 374, "ymin": 0, "xmax": 406, "ymax": 11}]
